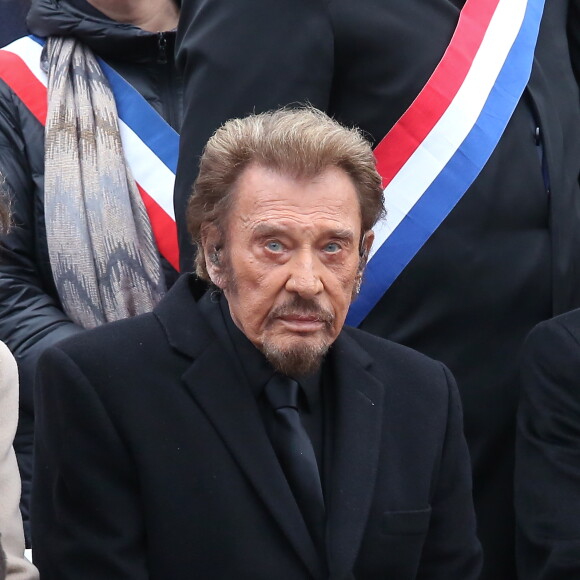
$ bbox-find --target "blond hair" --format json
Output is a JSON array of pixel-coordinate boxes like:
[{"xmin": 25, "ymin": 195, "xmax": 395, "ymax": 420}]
[{"xmin": 186, "ymin": 106, "xmax": 385, "ymax": 280}]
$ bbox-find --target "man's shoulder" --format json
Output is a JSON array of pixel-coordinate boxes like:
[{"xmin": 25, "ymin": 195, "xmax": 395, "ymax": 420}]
[
  {"xmin": 520, "ymin": 309, "xmax": 580, "ymax": 397},
  {"xmin": 522, "ymin": 309, "xmax": 580, "ymax": 373},
  {"xmin": 526, "ymin": 308, "xmax": 580, "ymax": 346},
  {"xmin": 342, "ymin": 324, "xmax": 443, "ymax": 370},
  {"xmin": 48, "ymin": 311, "xmax": 164, "ymax": 364},
  {"xmin": 340, "ymin": 325, "xmax": 452, "ymax": 399},
  {"xmin": 47, "ymin": 275, "xmax": 206, "ymax": 366},
  {"xmin": 339, "ymin": 326, "xmax": 457, "ymax": 429}
]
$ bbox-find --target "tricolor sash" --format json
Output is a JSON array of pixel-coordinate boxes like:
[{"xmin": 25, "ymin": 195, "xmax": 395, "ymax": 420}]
[
  {"xmin": 347, "ymin": 0, "xmax": 544, "ymax": 326},
  {"xmin": 0, "ymin": 35, "xmax": 180, "ymax": 271}
]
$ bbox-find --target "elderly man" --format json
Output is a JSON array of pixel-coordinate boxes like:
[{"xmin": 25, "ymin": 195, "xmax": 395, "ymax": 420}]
[
  {"xmin": 174, "ymin": 4, "xmax": 580, "ymax": 577},
  {"xmin": 32, "ymin": 108, "xmax": 482, "ymax": 579}
]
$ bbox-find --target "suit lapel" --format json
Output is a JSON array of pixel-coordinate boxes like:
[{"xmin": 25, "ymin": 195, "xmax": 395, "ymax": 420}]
[
  {"xmin": 182, "ymin": 346, "xmax": 324, "ymax": 579},
  {"xmin": 154, "ymin": 279, "xmax": 382, "ymax": 578},
  {"xmin": 325, "ymin": 331, "xmax": 385, "ymax": 580},
  {"xmin": 154, "ymin": 279, "xmax": 324, "ymax": 578}
]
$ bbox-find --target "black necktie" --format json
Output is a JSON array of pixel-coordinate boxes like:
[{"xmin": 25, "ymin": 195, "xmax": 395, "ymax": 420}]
[{"xmin": 264, "ymin": 374, "xmax": 326, "ymax": 550}]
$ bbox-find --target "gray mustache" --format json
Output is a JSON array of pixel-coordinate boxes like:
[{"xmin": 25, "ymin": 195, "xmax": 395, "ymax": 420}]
[{"xmin": 269, "ymin": 297, "xmax": 334, "ymax": 325}]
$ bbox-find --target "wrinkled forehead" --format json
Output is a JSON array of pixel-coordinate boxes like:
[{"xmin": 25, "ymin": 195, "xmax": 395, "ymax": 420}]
[{"xmin": 226, "ymin": 164, "xmax": 363, "ymax": 231}]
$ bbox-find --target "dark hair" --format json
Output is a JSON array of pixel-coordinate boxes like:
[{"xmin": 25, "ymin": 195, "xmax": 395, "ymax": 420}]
[{"xmin": 186, "ymin": 106, "xmax": 385, "ymax": 280}]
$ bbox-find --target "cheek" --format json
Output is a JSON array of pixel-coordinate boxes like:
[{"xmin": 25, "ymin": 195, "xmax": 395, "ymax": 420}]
[
  {"xmin": 232, "ymin": 275, "xmax": 281, "ymax": 329},
  {"xmin": 325, "ymin": 266, "xmax": 359, "ymax": 314},
  {"xmin": 330, "ymin": 263, "xmax": 360, "ymax": 293},
  {"xmin": 232, "ymin": 252, "xmax": 271, "ymax": 288}
]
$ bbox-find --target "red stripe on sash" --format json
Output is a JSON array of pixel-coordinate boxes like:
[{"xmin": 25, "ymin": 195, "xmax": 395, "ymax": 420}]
[
  {"xmin": 374, "ymin": 0, "xmax": 500, "ymax": 188},
  {"xmin": 0, "ymin": 43, "xmax": 180, "ymax": 273},
  {"xmin": 0, "ymin": 50, "xmax": 47, "ymax": 124},
  {"xmin": 137, "ymin": 184, "xmax": 180, "ymax": 271}
]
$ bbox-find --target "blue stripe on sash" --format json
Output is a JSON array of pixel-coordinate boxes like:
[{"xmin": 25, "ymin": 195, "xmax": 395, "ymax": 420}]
[
  {"xmin": 30, "ymin": 35, "xmax": 179, "ymax": 173},
  {"xmin": 99, "ymin": 60, "xmax": 179, "ymax": 173},
  {"xmin": 346, "ymin": 0, "xmax": 544, "ymax": 326}
]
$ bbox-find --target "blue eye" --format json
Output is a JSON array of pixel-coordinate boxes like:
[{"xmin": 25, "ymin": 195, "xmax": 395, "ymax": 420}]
[
  {"xmin": 324, "ymin": 242, "xmax": 341, "ymax": 253},
  {"xmin": 266, "ymin": 240, "xmax": 284, "ymax": 252}
]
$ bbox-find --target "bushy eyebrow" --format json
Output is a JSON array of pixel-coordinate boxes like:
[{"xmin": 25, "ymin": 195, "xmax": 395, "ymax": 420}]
[
  {"xmin": 329, "ymin": 229, "xmax": 355, "ymax": 242},
  {"xmin": 251, "ymin": 223, "xmax": 287, "ymax": 239},
  {"xmin": 252, "ymin": 223, "xmax": 355, "ymax": 244}
]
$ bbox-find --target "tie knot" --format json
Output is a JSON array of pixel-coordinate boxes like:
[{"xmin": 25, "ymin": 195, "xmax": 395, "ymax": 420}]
[{"xmin": 264, "ymin": 374, "xmax": 300, "ymax": 411}]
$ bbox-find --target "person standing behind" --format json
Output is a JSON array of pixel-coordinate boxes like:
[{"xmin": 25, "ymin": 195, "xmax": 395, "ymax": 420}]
[
  {"xmin": 0, "ymin": 195, "xmax": 38, "ymax": 580},
  {"xmin": 0, "ymin": 0, "xmax": 30, "ymax": 47},
  {"xmin": 0, "ymin": 0, "xmax": 183, "ymax": 543},
  {"xmin": 173, "ymin": 2, "xmax": 580, "ymax": 578},
  {"xmin": 515, "ymin": 308, "xmax": 580, "ymax": 578}
]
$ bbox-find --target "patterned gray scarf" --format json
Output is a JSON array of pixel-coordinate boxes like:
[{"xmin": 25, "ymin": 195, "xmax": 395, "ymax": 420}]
[{"xmin": 43, "ymin": 37, "xmax": 166, "ymax": 329}]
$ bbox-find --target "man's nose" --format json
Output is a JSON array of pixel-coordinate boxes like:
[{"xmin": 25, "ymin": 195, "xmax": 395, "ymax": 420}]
[{"xmin": 285, "ymin": 250, "xmax": 324, "ymax": 298}]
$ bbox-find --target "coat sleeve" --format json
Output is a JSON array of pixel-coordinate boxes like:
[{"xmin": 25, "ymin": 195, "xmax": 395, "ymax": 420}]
[
  {"xmin": 515, "ymin": 315, "xmax": 580, "ymax": 579},
  {"xmin": 416, "ymin": 364, "xmax": 483, "ymax": 580},
  {"xmin": 0, "ymin": 80, "xmax": 83, "ymax": 426},
  {"xmin": 174, "ymin": 0, "xmax": 334, "ymax": 270},
  {"xmin": 0, "ymin": 342, "xmax": 39, "ymax": 580},
  {"xmin": 32, "ymin": 344, "xmax": 148, "ymax": 580}
]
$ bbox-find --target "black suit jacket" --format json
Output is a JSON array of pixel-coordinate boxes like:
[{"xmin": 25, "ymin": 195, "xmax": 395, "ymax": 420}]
[
  {"xmin": 516, "ymin": 308, "xmax": 580, "ymax": 579},
  {"xmin": 174, "ymin": 3, "xmax": 580, "ymax": 577},
  {"xmin": 32, "ymin": 275, "xmax": 481, "ymax": 579}
]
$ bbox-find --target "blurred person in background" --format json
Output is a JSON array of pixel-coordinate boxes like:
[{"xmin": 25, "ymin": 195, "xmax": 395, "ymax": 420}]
[
  {"xmin": 516, "ymin": 309, "xmax": 580, "ymax": 579},
  {"xmin": 0, "ymin": 191, "xmax": 38, "ymax": 580},
  {"xmin": 174, "ymin": 1, "xmax": 580, "ymax": 578},
  {"xmin": 0, "ymin": 0, "xmax": 183, "ymax": 544}
]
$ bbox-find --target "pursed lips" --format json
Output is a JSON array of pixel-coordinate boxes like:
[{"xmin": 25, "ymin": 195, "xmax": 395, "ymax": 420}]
[{"xmin": 275, "ymin": 312, "xmax": 330, "ymax": 333}]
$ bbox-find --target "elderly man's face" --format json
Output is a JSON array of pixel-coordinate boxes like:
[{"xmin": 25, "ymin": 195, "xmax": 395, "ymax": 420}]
[{"xmin": 204, "ymin": 164, "xmax": 374, "ymax": 376}]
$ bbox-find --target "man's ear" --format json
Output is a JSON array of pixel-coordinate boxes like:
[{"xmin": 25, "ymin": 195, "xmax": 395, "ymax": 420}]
[
  {"xmin": 359, "ymin": 230, "xmax": 374, "ymax": 270},
  {"xmin": 201, "ymin": 224, "xmax": 227, "ymax": 289}
]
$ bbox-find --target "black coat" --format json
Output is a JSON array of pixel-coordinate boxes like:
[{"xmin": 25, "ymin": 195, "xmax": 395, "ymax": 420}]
[
  {"xmin": 32, "ymin": 275, "xmax": 482, "ymax": 579},
  {"xmin": 0, "ymin": 0, "xmax": 30, "ymax": 47},
  {"xmin": 0, "ymin": 0, "xmax": 183, "ymax": 533},
  {"xmin": 174, "ymin": 2, "xmax": 580, "ymax": 577},
  {"xmin": 516, "ymin": 308, "xmax": 580, "ymax": 579}
]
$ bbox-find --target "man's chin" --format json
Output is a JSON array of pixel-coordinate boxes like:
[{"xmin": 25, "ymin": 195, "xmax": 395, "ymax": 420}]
[{"xmin": 261, "ymin": 339, "xmax": 331, "ymax": 377}]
